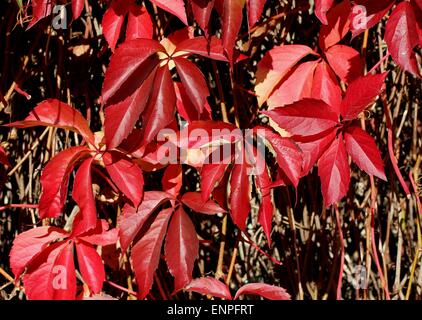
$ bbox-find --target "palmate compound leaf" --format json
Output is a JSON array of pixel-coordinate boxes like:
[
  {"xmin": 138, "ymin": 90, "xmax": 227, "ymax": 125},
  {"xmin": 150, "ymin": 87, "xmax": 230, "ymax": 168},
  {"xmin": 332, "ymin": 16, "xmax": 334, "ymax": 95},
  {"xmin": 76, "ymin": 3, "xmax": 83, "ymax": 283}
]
[
  {"xmin": 164, "ymin": 207, "xmax": 199, "ymax": 291},
  {"xmin": 132, "ymin": 207, "xmax": 173, "ymax": 299}
]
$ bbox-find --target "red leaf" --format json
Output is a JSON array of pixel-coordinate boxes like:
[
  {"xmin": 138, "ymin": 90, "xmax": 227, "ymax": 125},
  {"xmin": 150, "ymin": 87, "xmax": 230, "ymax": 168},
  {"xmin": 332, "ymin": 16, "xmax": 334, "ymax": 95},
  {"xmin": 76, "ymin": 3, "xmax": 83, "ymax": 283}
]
[
  {"xmin": 49, "ymin": 241, "xmax": 77, "ymax": 300},
  {"xmin": 297, "ymin": 128, "xmax": 337, "ymax": 176},
  {"xmin": 182, "ymin": 192, "xmax": 227, "ymax": 214},
  {"xmin": 234, "ymin": 283, "xmax": 291, "ymax": 300},
  {"xmin": 174, "ymin": 57, "xmax": 210, "ymax": 115},
  {"xmin": 257, "ymin": 127, "xmax": 303, "ymax": 187},
  {"xmin": 150, "ymin": 0, "xmax": 188, "ymax": 25},
  {"xmin": 23, "ymin": 242, "xmax": 67, "ymax": 300},
  {"xmin": 27, "ymin": 0, "xmax": 53, "ymax": 29},
  {"xmin": 266, "ymin": 61, "xmax": 318, "ymax": 109},
  {"xmin": 385, "ymin": 2, "xmax": 421, "ymax": 77},
  {"xmin": 126, "ymin": 5, "xmax": 154, "ymax": 41},
  {"xmin": 201, "ymin": 161, "xmax": 231, "ymax": 201},
  {"xmin": 103, "ymin": 151, "xmax": 144, "ymax": 207},
  {"xmin": 10, "ymin": 226, "xmax": 67, "ymax": 278},
  {"xmin": 230, "ymin": 156, "xmax": 251, "ymax": 230},
  {"xmin": 247, "ymin": 0, "xmax": 266, "ymax": 28},
  {"xmin": 102, "ymin": 39, "xmax": 163, "ymax": 106},
  {"xmin": 141, "ymin": 66, "xmax": 177, "ymax": 144},
  {"xmin": 344, "ymin": 126, "xmax": 386, "ymax": 180},
  {"xmin": 162, "ymin": 165, "xmax": 183, "ymax": 197},
  {"xmin": 191, "ymin": 0, "xmax": 215, "ymax": 32},
  {"xmin": 221, "ymin": 0, "xmax": 246, "ymax": 60},
  {"xmin": 72, "ymin": 157, "xmax": 97, "ymax": 235},
  {"xmin": 318, "ymin": 0, "xmax": 351, "ymax": 51},
  {"xmin": 255, "ymin": 45, "xmax": 316, "ymax": 106},
  {"xmin": 349, "ymin": 0, "xmax": 395, "ymax": 38},
  {"xmin": 340, "ymin": 73, "xmax": 387, "ymax": 121},
  {"xmin": 105, "ymin": 66, "xmax": 157, "ymax": 149},
  {"xmin": 102, "ymin": 1, "xmax": 128, "ymax": 51},
  {"xmin": 175, "ymin": 36, "xmax": 228, "ymax": 61},
  {"xmin": 118, "ymin": 191, "xmax": 171, "ymax": 252},
  {"xmin": 132, "ymin": 207, "xmax": 173, "ymax": 299},
  {"xmin": 314, "ymin": 0, "xmax": 335, "ymax": 25},
  {"xmin": 78, "ymin": 220, "xmax": 119, "ymax": 246},
  {"xmin": 72, "ymin": 0, "xmax": 85, "ymax": 20},
  {"xmin": 175, "ymin": 82, "xmax": 211, "ymax": 122},
  {"xmin": 262, "ymin": 99, "xmax": 339, "ymax": 137},
  {"xmin": 164, "ymin": 207, "xmax": 199, "ymax": 291},
  {"xmin": 75, "ymin": 240, "xmax": 105, "ymax": 294},
  {"xmin": 311, "ymin": 61, "xmax": 342, "ymax": 114},
  {"xmin": 318, "ymin": 134, "xmax": 350, "ymax": 207},
  {"xmin": 0, "ymin": 146, "xmax": 10, "ymax": 167},
  {"xmin": 8, "ymin": 99, "xmax": 95, "ymax": 145},
  {"xmin": 325, "ymin": 45, "xmax": 363, "ymax": 83},
  {"xmin": 39, "ymin": 146, "xmax": 91, "ymax": 219},
  {"xmin": 185, "ymin": 277, "xmax": 232, "ymax": 299}
]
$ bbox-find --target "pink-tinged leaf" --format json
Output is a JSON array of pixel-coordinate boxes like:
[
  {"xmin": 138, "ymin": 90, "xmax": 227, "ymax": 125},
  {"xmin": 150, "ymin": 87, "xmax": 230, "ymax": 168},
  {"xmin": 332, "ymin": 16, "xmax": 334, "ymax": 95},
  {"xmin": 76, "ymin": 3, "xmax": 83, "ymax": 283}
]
[
  {"xmin": 72, "ymin": 0, "xmax": 85, "ymax": 20},
  {"xmin": 349, "ymin": 0, "xmax": 395, "ymax": 38},
  {"xmin": 311, "ymin": 61, "xmax": 342, "ymax": 114},
  {"xmin": 126, "ymin": 5, "xmax": 154, "ymax": 41},
  {"xmin": 10, "ymin": 226, "xmax": 67, "ymax": 278},
  {"xmin": 341, "ymin": 73, "xmax": 387, "ymax": 121},
  {"xmin": 150, "ymin": 0, "xmax": 188, "ymax": 25},
  {"xmin": 247, "ymin": 0, "xmax": 266, "ymax": 28},
  {"xmin": 262, "ymin": 99, "xmax": 339, "ymax": 137},
  {"xmin": 27, "ymin": 0, "xmax": 53, "ymax": 29},
  {"xmin": 75, "ymin": 241, "xmax": 105, "ymax": 294},
  {"xmin": 103, "ymin": 151, "xmax": 144, "ymax": 207},
  {"xmin": 176, "ymin": 36, "xmax": 228, "ymax": 61},
  {"xmin": 0, "ymin": 146, "xmax": 10, "ymax": 167},
  {"xmin": 164, "ymin": 207, "xmax": 199, "ymax": 291},
  {"xmin": 255, "ymin": 45, "xmax": 316, "ymax": 106},
  {"xmin": 132, "ymin": 207, "xmax": 173, "ymax": 299},
  {"xmin": 185, "ymin": 277, "xmax": 232, "ymax": 299},
  {"xmin": 141, "ymin": 66, "xmax": 177, "ymax": 144},
  {"xmin": 314, "ymin": 0, "xmax": 335, "ymax": 25},
  {"xmin": 385, "ymin": 2, "xmax": 421, "ymax": 77},
  {"xmin": 325, "ymin": 45, "xmax": 362, "ymax": 82},
  {"xmin": 221, "ymin": 0, "xmax": 246, "ymax": 61},
  {"xmin": 39, "ymin": 146, "xmax": 91, "ymax": 219},
  {"xmin": 344, "ymin": 126, "xmax": 386, "ymax": 180},
  {"xmin": 23, "ymin": 242, "xmax": 66, "ymax": 300},
  {"xmin": 318, "ymin": 134, "xmax": 350, "ymax": 207},
  {"xmin": 8, "ymin": 99, "xmax": 95, "ymax": 145},
  {"xmin": 78, "ymin": 220, "xmax": 119, "ymax": 246},
  {"xmin": 201, "ymin": 161, "xmax": 231, "ymax": 201},
  {"xmin": 234, "ymin": 283, "xmax": 291, "ymax": 300},
  {"xmin": 182, "ymin": 192, "xmax": 226, "ymax": 214},
  {"xmin": 102, "ymin": 3, "xmax": 126, "ymax": 51},
  {"xmin": 118, "ymin": 191, "xmax": 171, "ymax": 252},
  {"xmin": 230, "ymin": 157, "xmax": 251, "ymax": 230},
  {"xmin": 49, "ymin": 241, "xmax": 76, "ymax": 300},
  {"xmin": 257, "ymin": 127, "xmax": 303, "ymax": 187},
  {"xmin": 191, "ymin": 0, "xmax": 215, "ymax": 32},
  {"xmin": 102, "ymin": 38, "xmax": 163, "ymax": 106},
  {"xmin": 162, "ymin": 165, "xmax": 183, "ymax": 197},
  {"xmin": 72, "ymin": 157, "xmax": 97, "ymax": 235},
  {"xmin": 174, "ymin": 57, "xmax": 210, "ymax": 114},
  {"xmin": 297, "ymin": 128, "xmax": 337, "ymax": 176},
  {"xmin": 267, "ymin": 61, "xmax": 318, "ymax": 109},
  {"xmin": 318, "ymin": 0, "xmax": 351, "ymax": 51},
  {"xmin": 105, "ymin": 66, "xmax": 157, "ymax": 149}
]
